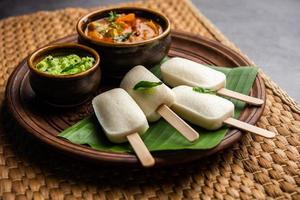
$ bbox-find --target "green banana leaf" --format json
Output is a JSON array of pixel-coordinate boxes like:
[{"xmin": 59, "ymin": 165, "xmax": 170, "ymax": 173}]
[{"xmin": 59, "ymin": 58, "xmax": 258, "ymax": 152}]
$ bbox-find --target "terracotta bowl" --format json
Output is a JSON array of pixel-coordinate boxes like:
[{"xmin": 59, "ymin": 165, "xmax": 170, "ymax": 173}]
[
  {"xmin": 27, "ymin": 43, "xmax": 101, "ymax": 107},
  {"xmin": 76, "ymin": 7, "xmax": 171, "ymax": 83}
]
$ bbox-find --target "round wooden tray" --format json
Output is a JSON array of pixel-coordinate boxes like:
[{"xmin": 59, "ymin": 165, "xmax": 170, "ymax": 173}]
[{"xmin": 6, "ymin": 31, "xmax": 265, "ymax": 167}]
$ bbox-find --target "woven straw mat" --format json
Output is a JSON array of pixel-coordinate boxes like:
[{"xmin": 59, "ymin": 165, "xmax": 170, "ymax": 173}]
[{"xmin": 0, "ymin": 0, "xmax": 299, "ymax": 199}]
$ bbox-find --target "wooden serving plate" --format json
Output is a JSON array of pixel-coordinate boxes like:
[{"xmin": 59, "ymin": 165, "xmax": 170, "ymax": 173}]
[{"xmin": 6, "ymin": 31, "xmax": 265, "ymax": 167}]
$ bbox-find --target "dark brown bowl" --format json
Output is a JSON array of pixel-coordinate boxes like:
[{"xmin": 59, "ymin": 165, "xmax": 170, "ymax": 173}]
[
  {"xmin": 76, "ymin": 7, "xmax": 171, "ymax": 83},
  {"xmin": 27, "ymin": 43, "xmax": 101, "ymax": 106}
]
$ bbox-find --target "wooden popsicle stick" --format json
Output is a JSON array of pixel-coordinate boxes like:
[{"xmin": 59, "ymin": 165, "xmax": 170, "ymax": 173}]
[
  {"xmin": 217, "ymin": 88, "xmax": 264, "ymax": 106},
  {"xmin": 157, "ymin": 104, "xmax": 199, "ymax": 142},
  {"xmin": 224, "ymin": 118, "xmax": 275, "ymax": 138},
  {"xmin": 126, "ymin": 132, "xmax": 155, "ymax": 167}
]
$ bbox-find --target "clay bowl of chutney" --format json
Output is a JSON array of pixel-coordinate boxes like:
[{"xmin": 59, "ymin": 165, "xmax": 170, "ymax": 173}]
[
  {"xmin": 27, "ymin": 43, "xmax": 101, "ymax": 107},
  {"xmin": 76, "ymin": 7, "xmax": 171, "ymax": 83}
]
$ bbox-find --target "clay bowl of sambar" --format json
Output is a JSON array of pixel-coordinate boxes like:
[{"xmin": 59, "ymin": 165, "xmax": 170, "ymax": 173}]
[{"xmin": 77, "ymin": 7, "xmax": 171, "ymax": 83}]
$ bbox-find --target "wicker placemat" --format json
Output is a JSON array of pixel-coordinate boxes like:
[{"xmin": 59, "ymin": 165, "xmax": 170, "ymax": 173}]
[{"xmin": 0, "ymin": 0, "xmax": 299, "ymax": 199}]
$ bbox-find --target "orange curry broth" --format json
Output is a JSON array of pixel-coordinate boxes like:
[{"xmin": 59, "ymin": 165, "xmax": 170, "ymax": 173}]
[{"xmin": 85, "ymin": 12, "xmax": 163, "ymax": 43}]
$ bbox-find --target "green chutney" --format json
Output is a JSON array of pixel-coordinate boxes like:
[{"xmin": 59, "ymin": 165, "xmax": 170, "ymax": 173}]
[{"xmin": 36, "ymin": 54, "xmax": 95, "ymax": 75}]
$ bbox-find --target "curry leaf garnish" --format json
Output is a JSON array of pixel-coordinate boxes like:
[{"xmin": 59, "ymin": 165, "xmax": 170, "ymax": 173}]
[
  {"xmin": 193, "ymin": 87, "xmax": 216, "ymax": 94},
  {"xmin": 61, "ymin": 62, "xmax": 81, "ymax": 73},
  {"xmin": 114, "ymin": 32, "xmax": 132, "ymax": 42},
  {"xmin": 133, "ymin": 81, "xmax": 163, "ymax": 91},
  {"xmin": 108, "ymin": 11, "xmax": 119, "ymax": 22}
]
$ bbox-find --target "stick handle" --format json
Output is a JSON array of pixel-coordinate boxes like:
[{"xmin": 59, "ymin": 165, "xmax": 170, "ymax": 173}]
[
  {"xmin": 157, "ymin": 104, "xmax": 199, "ymax": 142},
  {"xmin": 126, "ymin": 133, "xmax": 155, "ymax": 167},
  {"xmin": 224, "ymin": 118, "xmax": 275, "ymax": 138},
  {"xmin": 217, "ymin": 88, "xmax": 264, "ymax": 106}
]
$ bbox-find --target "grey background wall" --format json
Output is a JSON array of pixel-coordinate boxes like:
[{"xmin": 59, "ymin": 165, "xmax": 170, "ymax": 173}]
[{"xmin": 0, "ymin": 0, "xmax": 299, "ymax": 102}]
